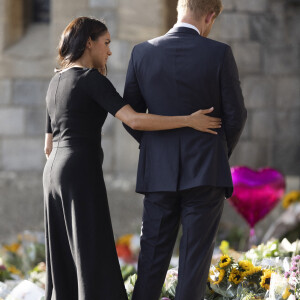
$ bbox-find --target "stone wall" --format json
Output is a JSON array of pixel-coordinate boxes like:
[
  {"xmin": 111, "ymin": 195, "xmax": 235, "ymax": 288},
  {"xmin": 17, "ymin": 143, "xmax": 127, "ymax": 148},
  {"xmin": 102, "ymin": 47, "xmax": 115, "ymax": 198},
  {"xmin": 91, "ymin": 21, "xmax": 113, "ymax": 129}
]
[
  {"xmin": 0, "ymin": 0, "xmax": 299, "ymax": 243},
  {"xmin": 210, "ymin": 0, "xmax": 300, "ymax": 176}
]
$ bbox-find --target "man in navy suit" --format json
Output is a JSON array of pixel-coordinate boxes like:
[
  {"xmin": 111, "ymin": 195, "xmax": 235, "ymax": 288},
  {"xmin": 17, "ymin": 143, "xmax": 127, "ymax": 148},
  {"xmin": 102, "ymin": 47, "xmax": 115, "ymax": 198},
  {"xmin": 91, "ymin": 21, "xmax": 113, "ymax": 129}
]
[{"xmin": 123, "ymin": 0, "xmax": 247, "ymax": 299}]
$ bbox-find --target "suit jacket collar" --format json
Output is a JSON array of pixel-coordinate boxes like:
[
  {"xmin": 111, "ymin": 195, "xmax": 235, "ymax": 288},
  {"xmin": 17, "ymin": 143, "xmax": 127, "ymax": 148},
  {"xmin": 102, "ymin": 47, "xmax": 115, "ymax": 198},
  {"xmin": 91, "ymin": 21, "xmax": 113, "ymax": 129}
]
[{"xmin": 166, "ymin": 26, "xmax": 200, "ymax": 36}]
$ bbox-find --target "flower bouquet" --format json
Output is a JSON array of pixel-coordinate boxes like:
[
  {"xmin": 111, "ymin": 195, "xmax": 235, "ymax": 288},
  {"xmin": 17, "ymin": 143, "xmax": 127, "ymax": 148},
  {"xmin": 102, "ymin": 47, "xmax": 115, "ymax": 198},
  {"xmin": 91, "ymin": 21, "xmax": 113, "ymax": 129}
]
[
  {"xmin": 207, "ymin": 253, "xmax": 282, "ymax": 300},
  {"xmin": 284, "ymin": 255, "xmax": 300, "ymax": 299},
  {"xmin": 116, "ymin": 234, "xmax": 140, "ymax": 264},
  {"xmin": 28, "ymin": 262, "xmax": 46, "ymax": 289},
  {"xmin": 0, "ymin": 231, "xmax": 45, "ymax": 276}
]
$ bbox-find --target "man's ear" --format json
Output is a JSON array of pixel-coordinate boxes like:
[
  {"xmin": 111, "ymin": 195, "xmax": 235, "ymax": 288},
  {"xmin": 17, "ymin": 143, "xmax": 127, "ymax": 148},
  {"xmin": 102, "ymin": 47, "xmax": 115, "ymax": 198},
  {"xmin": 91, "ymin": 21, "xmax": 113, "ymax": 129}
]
[{"xmin": 205, "ymin": 12, "xmax": 216, "ymax": 24}]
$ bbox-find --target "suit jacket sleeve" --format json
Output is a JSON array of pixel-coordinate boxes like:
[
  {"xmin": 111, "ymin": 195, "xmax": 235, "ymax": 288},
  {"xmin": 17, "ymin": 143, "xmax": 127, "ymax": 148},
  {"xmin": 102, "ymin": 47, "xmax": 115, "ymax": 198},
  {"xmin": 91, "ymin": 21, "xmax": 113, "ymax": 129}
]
[
  {"xmin": 221, "ymin": 46, "xmax": 247, "ymax": 159},
  {"xmin": 122, "ymin": 47, "xmax": 147, "ymax": 144}
]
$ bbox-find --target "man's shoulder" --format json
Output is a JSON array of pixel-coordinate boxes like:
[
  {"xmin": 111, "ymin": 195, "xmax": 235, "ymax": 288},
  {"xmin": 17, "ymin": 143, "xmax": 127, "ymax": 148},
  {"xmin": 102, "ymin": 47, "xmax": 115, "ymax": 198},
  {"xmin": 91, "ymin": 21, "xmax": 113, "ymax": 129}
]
[
  {"xmin": 133, "ymin": 35, "xmax": 166, "ymax": 50},
  {"xmin": 131, "ymin": 35, "xmax": 231, "ymax": 61},
  {"xmin": 134, "ymin": 34, "xmax": 229, "ymax": 48},
  {"xmin": 201, "ymin": 36, "xmax": 229, "ymax": 49}
]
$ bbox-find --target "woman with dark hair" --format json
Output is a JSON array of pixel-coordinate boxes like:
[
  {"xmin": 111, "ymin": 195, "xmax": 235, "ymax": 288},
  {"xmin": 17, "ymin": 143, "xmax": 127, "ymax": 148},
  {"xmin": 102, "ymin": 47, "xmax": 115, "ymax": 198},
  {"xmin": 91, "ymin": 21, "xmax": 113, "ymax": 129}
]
[{"xmin": 43, "ymin": 16, "xmax": 221, "ymax": 300}]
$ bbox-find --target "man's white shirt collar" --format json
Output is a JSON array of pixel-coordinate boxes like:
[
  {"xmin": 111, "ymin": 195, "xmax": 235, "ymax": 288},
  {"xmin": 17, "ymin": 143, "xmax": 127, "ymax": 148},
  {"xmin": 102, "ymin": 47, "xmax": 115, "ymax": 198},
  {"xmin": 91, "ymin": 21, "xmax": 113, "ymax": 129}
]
[{"xmin": 174, "ymin": 22, "xmax": 200, "ymax": 35}]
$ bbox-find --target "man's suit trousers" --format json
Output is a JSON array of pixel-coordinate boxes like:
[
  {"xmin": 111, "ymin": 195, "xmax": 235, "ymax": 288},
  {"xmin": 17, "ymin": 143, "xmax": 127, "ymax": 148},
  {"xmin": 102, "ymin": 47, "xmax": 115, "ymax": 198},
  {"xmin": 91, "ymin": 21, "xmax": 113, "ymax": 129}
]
[{"xmin": 132, "ymin": 186, "xmax": 225, "ymax": 300}]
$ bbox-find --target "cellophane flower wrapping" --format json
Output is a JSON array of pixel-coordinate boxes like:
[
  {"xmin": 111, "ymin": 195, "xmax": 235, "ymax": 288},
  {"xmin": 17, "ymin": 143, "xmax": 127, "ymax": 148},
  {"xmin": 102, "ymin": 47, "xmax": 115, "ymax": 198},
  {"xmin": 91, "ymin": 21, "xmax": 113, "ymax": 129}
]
[
  {"xmin": 268, "ymin": 272, "xmax": 290, "ymax": 300},
  {"xmin": 161, "ymin": 268, "xmax": 178, "ymax": 299},
  {"xmin": 124, "ymin": 273, "xmax": 137, "ymax": 300},
  {"xmin": 208, "ymin": 264, "xmax": 237, "ymax": 298}
]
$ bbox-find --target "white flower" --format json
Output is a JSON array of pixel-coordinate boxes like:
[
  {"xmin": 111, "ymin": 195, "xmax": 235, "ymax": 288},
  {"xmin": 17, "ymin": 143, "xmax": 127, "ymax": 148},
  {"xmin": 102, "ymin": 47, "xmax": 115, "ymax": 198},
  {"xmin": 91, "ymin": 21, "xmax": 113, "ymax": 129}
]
[
  {"xmin": 164, "ymin": 268, "xmax": 178, "ymax": 290},
  {"xmin": 125, "ymin": 282, "xmax": 134, "ymax": 294},
  {"xmin": 129, "ymin": 235, "xmax": 140, "ymax": 255}
]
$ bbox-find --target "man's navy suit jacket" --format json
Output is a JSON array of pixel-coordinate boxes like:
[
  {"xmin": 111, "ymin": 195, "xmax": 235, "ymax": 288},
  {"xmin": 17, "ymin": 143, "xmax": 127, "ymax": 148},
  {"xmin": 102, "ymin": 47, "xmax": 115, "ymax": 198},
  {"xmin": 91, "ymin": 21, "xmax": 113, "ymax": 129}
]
[{"xmin": 123, "ymin": 26, "xmax": 247, "ymax": 198}]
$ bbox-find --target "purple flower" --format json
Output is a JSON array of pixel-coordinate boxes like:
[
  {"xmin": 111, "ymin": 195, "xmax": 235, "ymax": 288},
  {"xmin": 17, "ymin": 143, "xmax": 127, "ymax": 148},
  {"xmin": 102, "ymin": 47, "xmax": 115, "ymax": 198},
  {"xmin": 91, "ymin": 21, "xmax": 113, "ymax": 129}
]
[
  {"xmin": 291, "ymin": 266, "xmax": 298, "ymax": 272},
  {"xmin": 0, "ymin": 265, "xmax": 6, "ymax": 271},
  {"xmin": 291, "ymin": 272, "xmax": 297, "ymax": 278},
  {"xmin": 292, "ymin": 255, "xmax": 300, "ymax": 262},
  {"xmin": 284, "ymin": 271, "xmax": 291, "ymax": 278},
  {"xmin": 292, "ymin": 261, "xmax": 299, "ymax": 268}
]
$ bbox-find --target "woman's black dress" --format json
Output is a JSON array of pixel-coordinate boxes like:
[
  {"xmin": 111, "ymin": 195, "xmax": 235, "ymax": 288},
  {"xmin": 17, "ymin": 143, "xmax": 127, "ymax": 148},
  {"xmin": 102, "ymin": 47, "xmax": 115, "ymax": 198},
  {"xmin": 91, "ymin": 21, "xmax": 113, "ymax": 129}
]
[{"xmin": 42, "ymin": 67, "xmax": 128, "ymax": 300}]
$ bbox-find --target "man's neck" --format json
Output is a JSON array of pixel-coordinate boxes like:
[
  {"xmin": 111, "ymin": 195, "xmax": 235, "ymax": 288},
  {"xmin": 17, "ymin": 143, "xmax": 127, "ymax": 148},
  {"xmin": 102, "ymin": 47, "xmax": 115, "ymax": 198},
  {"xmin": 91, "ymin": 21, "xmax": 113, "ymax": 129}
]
[{"xmin": 178, "ymin": 16, "xmax": 205, "ymax": 36}]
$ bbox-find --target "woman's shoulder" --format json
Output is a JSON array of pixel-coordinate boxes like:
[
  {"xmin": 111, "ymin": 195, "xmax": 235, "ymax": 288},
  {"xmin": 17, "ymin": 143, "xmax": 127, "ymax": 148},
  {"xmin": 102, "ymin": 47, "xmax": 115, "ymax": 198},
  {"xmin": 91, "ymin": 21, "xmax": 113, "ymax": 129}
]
[
  {"xmin": 82, "ymin": 68, "xmax": 114, "ymax": 87},
  {"xmin": 83, "ymin": 68, "xmax": 105, "ymax": 79}
]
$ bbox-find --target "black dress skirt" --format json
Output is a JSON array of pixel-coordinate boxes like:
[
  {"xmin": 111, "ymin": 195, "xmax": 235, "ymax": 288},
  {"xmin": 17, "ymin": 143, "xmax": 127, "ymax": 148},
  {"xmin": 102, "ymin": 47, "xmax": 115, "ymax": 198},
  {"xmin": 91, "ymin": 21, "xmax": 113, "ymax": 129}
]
[{"xmin": 42, "ymin": 67, "xmax": 128, "ymax": 300}]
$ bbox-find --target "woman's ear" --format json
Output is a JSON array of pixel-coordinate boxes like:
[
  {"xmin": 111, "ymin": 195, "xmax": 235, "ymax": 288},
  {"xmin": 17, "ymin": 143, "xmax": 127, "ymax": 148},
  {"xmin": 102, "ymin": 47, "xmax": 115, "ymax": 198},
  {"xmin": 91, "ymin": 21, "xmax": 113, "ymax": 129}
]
[{"xmin": 86, "ymin": 37, "xmax": 92, "ymax": 50}]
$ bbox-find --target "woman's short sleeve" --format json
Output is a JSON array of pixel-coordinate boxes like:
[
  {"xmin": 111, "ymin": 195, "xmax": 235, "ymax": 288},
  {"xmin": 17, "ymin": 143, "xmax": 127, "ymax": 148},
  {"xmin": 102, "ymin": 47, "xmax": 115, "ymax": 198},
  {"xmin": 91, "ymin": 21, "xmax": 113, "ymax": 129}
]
[
  {"xmin": 85, "ymin": 69, "xmax": 127, "ymax": 116},
  {"xmin": 45, "ymin": 108, "xmax": 52, "ymax": 133}
]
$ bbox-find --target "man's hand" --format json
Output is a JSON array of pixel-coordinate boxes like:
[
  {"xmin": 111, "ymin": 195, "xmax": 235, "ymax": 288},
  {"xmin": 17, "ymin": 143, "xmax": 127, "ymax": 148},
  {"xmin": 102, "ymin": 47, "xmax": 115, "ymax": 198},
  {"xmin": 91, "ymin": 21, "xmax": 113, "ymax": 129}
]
[{"xmin": 189, "ymin": 107, "xmax": 222, "ymax": 134}]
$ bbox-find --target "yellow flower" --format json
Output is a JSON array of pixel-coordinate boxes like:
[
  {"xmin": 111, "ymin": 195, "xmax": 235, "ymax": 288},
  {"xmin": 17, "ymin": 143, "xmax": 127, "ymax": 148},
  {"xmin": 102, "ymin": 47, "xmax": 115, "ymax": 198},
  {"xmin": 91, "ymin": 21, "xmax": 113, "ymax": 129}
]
[
  {"xmin": 260, "ymin": 269, "xmax": 273, "ymax": 290},
  {"xmin": 219, "ymin": 240, "xmax": 230, "ymax": 254},
  {"xmin": 219, "ymin": 255, "xmax": 231, "ymax": 268},
  {"xmin": 282, "ymin": 287, "xmax": 291, "ymax": 299},
  {"xmin": 116, "ymin": 234, "xmax": 133, "ymax": 247},
  {"xmin": 3, "ymin": 242, "xmax": 21, "ymax": 253},
  {"xmin": 238, "ymin": 260, "xmax": 254, "ymax": 272},
  {"xmin": 243, "ymin": 265, "xmax": 262, "ymax": 277},
  {"xmin": 7, "ymin": 265, "xmax": 22, "ymax": 276},
  {"xmin": 208, "ymin": 267, "xmax": 225, "ymax": 285},
  {"xmin": 229, "ymin": 268, "xmax": 244, "ymax": 285},
  {"xmin": 282, "ymin": 191, "xmax": 300, "ymax": 209}
]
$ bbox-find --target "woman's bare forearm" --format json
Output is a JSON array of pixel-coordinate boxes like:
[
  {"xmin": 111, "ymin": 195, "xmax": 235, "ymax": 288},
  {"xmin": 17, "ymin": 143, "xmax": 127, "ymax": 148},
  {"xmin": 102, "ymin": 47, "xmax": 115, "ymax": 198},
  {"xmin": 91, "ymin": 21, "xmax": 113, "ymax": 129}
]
[
  {"xmin": 44, "ymin": 133, "xmax": 53, "ymax": 159},
  {"xmin": 119, "ymin": 106, "xmax": 189, "ymax": 130},
  {"xmin": 115, "ymin": 105, "xmax": 222, "ymax": 134}
]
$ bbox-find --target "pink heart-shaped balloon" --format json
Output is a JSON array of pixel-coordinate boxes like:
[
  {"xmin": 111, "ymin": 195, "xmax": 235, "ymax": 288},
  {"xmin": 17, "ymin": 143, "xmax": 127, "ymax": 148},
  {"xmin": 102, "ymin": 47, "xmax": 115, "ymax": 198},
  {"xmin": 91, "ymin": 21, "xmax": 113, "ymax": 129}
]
[{"xmin": 228, "ymin": 166, "xmax": 286, "ymax": 228}]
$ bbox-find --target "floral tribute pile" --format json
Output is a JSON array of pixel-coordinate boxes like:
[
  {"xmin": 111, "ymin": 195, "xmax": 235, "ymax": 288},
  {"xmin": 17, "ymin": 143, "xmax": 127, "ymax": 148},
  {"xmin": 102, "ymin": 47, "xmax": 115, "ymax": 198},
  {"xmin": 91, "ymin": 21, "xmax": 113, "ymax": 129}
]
[
  {"xmin": 0, "ymin": 191, "xmax": 300, "ymax": 299},
  {"xmin": 0, "ymin": 235, "xmax": 300, "ymax": 300},
  {"xmin": 124, "ymin": 239, "xmax": 300, "ymax": 300}
]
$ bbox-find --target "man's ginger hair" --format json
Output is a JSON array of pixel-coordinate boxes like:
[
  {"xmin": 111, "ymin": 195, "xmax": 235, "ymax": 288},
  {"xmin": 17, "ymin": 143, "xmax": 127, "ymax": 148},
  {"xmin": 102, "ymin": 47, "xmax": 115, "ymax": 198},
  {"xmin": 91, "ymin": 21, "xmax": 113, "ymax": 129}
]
[{"xmin": 177, "ymin": 0, "xmax": 223, "ymax": 19}]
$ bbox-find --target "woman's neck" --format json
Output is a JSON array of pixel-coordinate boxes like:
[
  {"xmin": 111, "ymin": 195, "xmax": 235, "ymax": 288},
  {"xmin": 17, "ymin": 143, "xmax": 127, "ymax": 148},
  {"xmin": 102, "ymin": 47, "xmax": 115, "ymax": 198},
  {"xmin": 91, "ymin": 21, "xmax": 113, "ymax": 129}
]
[{"xmin": 72, "ymin": 55, "xmax": 94, "ymax": 69}]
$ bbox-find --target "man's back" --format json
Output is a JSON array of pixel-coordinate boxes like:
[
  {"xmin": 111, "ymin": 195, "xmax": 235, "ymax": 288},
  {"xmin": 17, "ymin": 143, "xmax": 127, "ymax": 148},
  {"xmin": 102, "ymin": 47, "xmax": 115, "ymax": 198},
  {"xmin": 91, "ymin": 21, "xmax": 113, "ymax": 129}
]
[{"xmin": 124, "ymin": 26, "xmax": 247, "ymax": 198}]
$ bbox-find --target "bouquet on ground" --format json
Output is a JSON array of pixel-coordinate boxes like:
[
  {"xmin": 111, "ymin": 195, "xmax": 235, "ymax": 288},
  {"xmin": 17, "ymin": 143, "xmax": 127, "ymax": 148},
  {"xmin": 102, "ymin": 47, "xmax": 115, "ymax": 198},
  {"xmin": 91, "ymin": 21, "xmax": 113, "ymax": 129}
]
[
  {"xmin": 206, "ymin": 254, "xmax": 284, "ymax": 300},
  {"xmin": 125, "ymin": 268, "xmax": 178, "ymax": 300},
  {"xmin": 284, "ymin": 255, "xmax": 300, "ymax": 299},
  {"xmin": 28, "ymin": 262, "xmax": 46, "ymax": 289},
  {"xmin": 116, "ymin": 234, "xmax": 140, "ymax": 264},
  {"xmin": 0, "ymin": 231, "xmax": 45, "ymax": 277},
  {"xmin": 241, "ymin": 239, "xmax": 300, "ymax": 263}
]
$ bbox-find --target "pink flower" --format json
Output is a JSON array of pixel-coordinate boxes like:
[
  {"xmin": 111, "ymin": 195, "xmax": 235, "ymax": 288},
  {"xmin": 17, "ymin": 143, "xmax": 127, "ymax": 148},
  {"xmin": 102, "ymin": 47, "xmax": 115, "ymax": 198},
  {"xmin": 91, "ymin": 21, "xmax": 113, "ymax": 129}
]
[
  {"xmin": 284, "ymin": 271, "xmax": 290, "ymax": 278},
  {"xmin": 292, "ymin": 255, "xmax": 300, "ymax": 262}
]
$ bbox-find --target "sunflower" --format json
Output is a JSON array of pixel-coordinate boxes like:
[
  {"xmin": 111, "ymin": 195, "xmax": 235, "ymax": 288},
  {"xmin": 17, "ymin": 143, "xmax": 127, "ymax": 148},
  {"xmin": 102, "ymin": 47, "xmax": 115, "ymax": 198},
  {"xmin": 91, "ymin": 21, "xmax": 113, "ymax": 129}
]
[
  {"xmin": 260, "ymin": 269, "xmax": 273, "ymax": 290},
  {"xmin": 238, "ymin": 260, "xmax": 254, "ymax": 272},
  {"xmin": 208, "ymin": 267, "xmax": 225, "ymax": 285},
  {"xmin": 243, "ymin": 265, "xmax": 262, "ymax": 277},
  {"xmin": 229, "ymin": 268, "xmax": 244, "ymax": 285},
  {"xmin": 282, "ymin": 191, "xmax": 300, "ymax": 209},
  {"xmin": 219, "ymin": 255, "xmax": 232, "ymax": 268}
]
